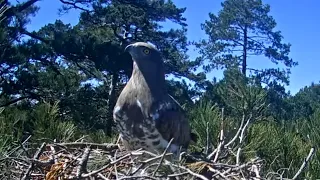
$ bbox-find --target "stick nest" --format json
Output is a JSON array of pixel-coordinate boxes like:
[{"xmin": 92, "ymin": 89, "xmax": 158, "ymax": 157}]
[
  {"xmin": 0, "ymin": 139, "xmax": 266, "ymax": 180},
  {"xmin": 0, "ymin": 115, "xmax": 314, "ymax": 179}
]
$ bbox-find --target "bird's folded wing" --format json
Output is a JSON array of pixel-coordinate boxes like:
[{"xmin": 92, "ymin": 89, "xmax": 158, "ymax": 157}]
[{"xmin": 150, "ymin": 95, "xmax": 191, "ymax": 148}]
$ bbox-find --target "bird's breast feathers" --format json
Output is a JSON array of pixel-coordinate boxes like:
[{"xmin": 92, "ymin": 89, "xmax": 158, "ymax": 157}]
[{"xmin": 113, "ymin": 94, "xmax": 190, "ymax": 153}]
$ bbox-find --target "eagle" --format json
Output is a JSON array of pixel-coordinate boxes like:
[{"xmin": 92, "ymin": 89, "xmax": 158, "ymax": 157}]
[{"xmin": 113, "ymin": 42, "xmax": 194, "ymax": 156}]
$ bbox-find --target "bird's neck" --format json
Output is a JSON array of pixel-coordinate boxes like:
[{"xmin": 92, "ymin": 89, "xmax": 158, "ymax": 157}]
[{"xmin": 130, "ymin": 62, "xmax": 166, "ymax": 97}]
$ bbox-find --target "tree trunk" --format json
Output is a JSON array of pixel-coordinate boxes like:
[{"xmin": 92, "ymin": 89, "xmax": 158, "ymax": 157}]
[
  {"xmin": 242, "ymin": 25, "xmax": 248, "ymax": 76},
  {"xmin": 106, "ymin": 72, "xmax": 119, "ymax": 136}
]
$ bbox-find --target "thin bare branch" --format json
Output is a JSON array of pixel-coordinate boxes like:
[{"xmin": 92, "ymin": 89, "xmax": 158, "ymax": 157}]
[
  {"xmin": 21, "ymin": 142, "xmax": 46, "ymax": 180},
  {"xmin": 292, "ymin": 147, "xmax": 316, "ymax": 180}
]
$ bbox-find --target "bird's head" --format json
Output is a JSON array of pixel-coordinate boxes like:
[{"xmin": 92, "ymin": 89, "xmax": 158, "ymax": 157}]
[{"xmin": 124, "ymin": 42, "xmax": 162, "ymax": 65}]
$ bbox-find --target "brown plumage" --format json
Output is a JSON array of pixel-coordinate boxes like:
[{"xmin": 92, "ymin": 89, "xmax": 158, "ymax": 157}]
[{"xmin": 113, "ymin": 42, "xmax": 192, "ymax": 155}]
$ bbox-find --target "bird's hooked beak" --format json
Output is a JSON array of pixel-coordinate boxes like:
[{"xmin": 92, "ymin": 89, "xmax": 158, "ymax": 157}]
[
  {"xmin": 124, "ymin": 44, "xmax": 139, "ymax": 62},
  {"xmin": 124, "ymin": 44, "xmax": 134, "ymax": 54}
]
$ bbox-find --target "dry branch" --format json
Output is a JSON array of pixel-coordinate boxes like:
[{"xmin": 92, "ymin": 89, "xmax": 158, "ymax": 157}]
[
  {"xmin": 292, "ymin": 147, "xmax": 315, "ymax": 180},
  {"xmin": 21, "ymin": 142, "xmax": 46, "ymax": 180},
  {"xmin": 49, "ymin": 142, "xmax": 119, "ymax": 151}
]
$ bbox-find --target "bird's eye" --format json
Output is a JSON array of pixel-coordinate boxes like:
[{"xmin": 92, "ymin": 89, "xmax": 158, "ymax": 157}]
[{"xmin": 143, "ymin": 48, "xmax": 150, "ymax": 55}]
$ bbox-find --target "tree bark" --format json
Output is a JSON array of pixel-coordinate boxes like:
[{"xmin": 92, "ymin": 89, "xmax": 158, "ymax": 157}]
[{"xmin": 242, "ymin": 25, "xmax": 248, "ymax": 76}]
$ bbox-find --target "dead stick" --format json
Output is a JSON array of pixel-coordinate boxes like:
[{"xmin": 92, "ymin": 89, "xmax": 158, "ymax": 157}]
[
  {"xmin": 164, "ymin": 160, "xmax": 209, "ymax": 180},
  {"xmin": 130, "ymin": 153, "xmax": 172, "ymax": 175},
  {"xmin": 205, "ymin": 121, "xmax": 209, "ymax": 155},
  {"xmin": 207, "ymin": 166, "xmax": 228, "ymax": 179},
  {"xmin": 292, "ymin": 147, "xmax": 315, "ymax": 180},
  {"xmin": 21, "ymin": 142, "xmax": 46, "ymax": 180},
  {"xmin": 213, "ymin": 108, "xmax": 225, "ymax": 162},
  {"xmin": 81, "ymin": 152, "xmax": 133, "ymax": 178},
  {"xmin": 225, "ymin": 114, "xmax": 245, "ymax": 148},
  {"xmin": 50, "ymin": 142, "xmax": 119, "ymax": 151},
  {"xmin": 50, "ymin": 139, "xmax": 58, "ymax": 164},
  {"xmin": 167, "ymin": 172, "xmax": 189, "ymax": 178},
  {"xmin": 2, "ymin": 157, "xmax": 53, "ymax": 166},
  {"xmin": 118, "ymin": 175, "xmax": 158, "ymax": 180},
  {"xmin": 76, "ymin": 147, "xmax": 91, "ymax": 178},
  {"xmin": 152, "ymin": 138, "xmax": 174, "ymax": 176},
  {"xmin": 222, "ymin": 158, "xmax": 261, "ymax": 176},
  {"xmin": 175, "ymin": 164, "xmax": 209, "ymax": 180},
  {"xmin": 98, "ymin": 173, "xmax": 109, "ymax": 180},
  {"xmin": 236, "ymin": 114, "xmax": 251, "ymax": 165},
  {"xmin": 114, "ymin": 146, "xmax": 119, "ymax": 179},
  {"xmin": 251, "ymin": 164, "xmax": 261, "ymax": 180}
]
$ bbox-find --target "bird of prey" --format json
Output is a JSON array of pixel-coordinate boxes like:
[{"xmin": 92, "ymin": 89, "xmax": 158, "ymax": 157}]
[{"xmin": 113, "ymin": 42, "xmax": 193, "ymax": 156}]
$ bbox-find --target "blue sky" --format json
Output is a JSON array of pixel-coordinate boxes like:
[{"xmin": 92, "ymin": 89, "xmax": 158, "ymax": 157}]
[{"xmin": 22, "ymin": 0, "xmax": 320, "ymax": 95}]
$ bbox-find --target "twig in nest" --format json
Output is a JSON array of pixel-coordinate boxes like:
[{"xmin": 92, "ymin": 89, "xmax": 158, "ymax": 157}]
[
  {"xmin": 292, "ymin": 147, "xmax": 316, "ymax": 180},
  {"xmin": 129, "ymin": 151, "xmax": 173, "ymax": 175},
  {"xmin": 207, "ymin": 165, "xmax": 228, "ymax": 179},
  {"xmin": 167, "ymin": 172, "xmax": 189, "ymax": 178},
  {"xmin": 116, "ymin": 134, "xmax": 122, "ymax": 144},
  {"xmin": 205, "ymin": 121, "xmax": 209, "ymax": 155},
  {"xmin": 152, "ymin": 138, "xmax": 174, "ymax": 176},
  {"xmin": 207, "ymin": 108, "xmax": 226, "ymax": 160},
  {"xmin": 114, "ymin": 143, "xmax": 120, "ymax": 179},
  {"xmin": 2, "ymin": 157, "xmax": 53, "ymax": 167},
  {"xmin": 224, "ymin": 113, "xmax": 245, "ymax": 148},
  {"xmin": 213, "ymin": 108, "xmax": 225, "ymax": 162},
  {"xmin": 118, "ymin": 175, "xmax": 159, "ymax": 180},
  {"xmin": 251, "ymin": 164, "xmax": 260, "ymax": 180},
  {"xmin": 50, "ymin": 142, "xmax": 119, "ymax": 151},
  {"xmin": 81, "ymin": 149, "xmax": 139, "ymax": 178},
  {"xmin": 220, "ymin": 157, "xmax": 261, "ymax": 177},
  {"xmin": 170, "ymin": 162, "xmax": 209, "ymax": 180},
  {"xmin": 21, "ymin": 142, "xmax": 46, "ymax": 180},
  {"xmin": 207, "ymin": 148, "xmax": 217, "ymax": 160},
  {"xmin": 50, "ymin": 139, "xmax": 58, "ymax": 164},
  {"xmin": 236, "ymin": 114, "xmax": 252, "ymax": 165},
  {"xmin": 97, "ymin": 173, "xmax": 109, "ymax": 180},
  {"xmin": 20, "ymin": 135, "xmax": 32, "ymax": 158},
  {"xmin": 75, "ymin": 135, "xmax": 89, "ymax": 142},
  {"xmin": 76, "ymin": 147, "xmax": 91, "ymax": 178}
]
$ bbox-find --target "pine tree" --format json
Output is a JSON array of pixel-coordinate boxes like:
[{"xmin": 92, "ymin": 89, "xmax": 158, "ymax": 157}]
[{"xmin": 196, "ymin": 0, "xmax": 297, "ymax": 86}]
